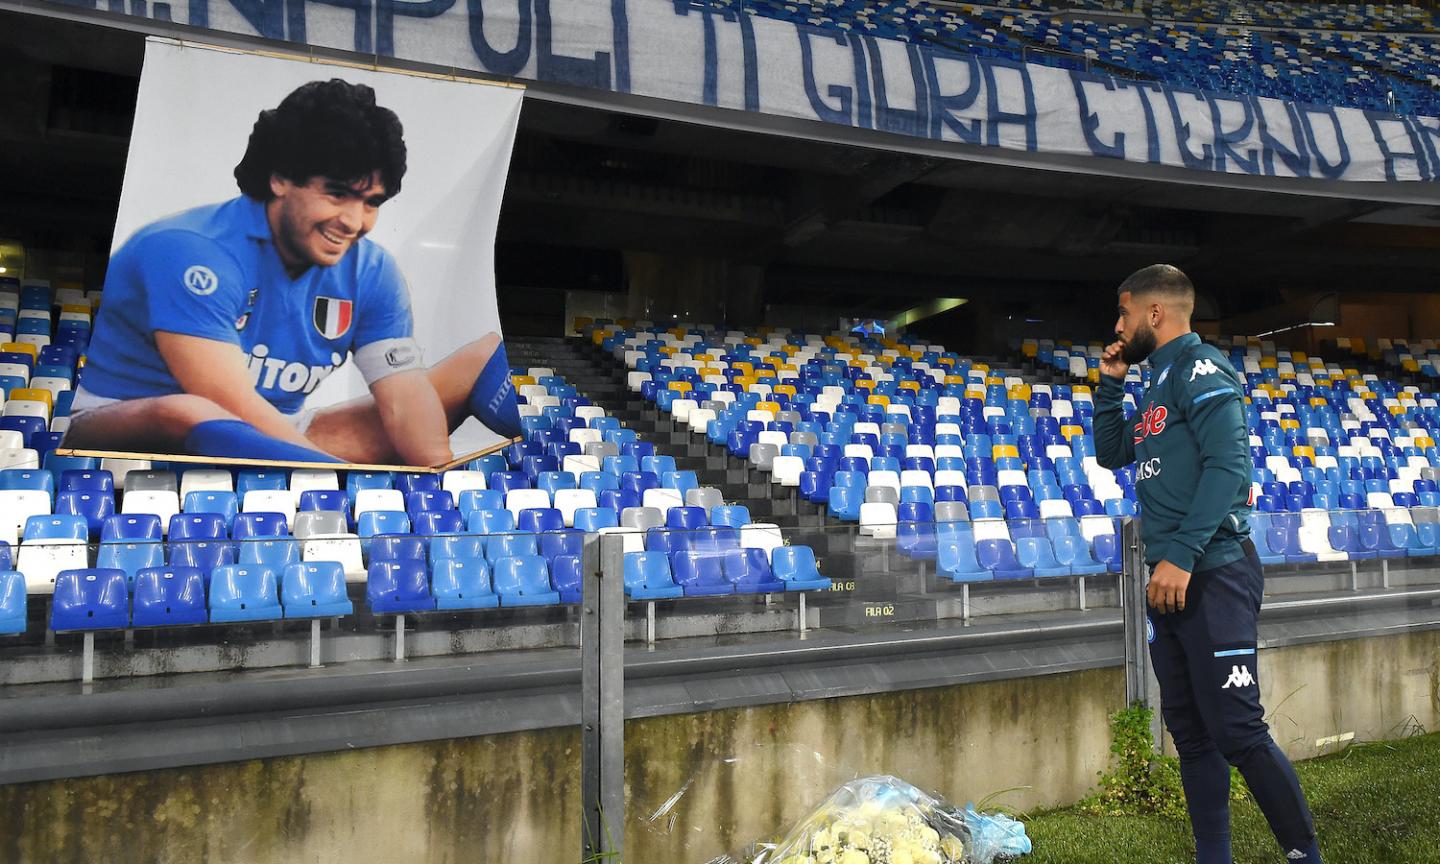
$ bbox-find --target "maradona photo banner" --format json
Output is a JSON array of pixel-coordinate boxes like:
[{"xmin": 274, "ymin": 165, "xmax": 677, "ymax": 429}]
[{"xmin": 64, "ymin": 39, "xmax": 525, "ymax": 468}]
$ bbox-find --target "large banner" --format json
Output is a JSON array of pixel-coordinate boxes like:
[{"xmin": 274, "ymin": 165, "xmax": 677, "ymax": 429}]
[
  {"xmin": 63, "ymin": 39, "xmax": 524, "ymax": 468},
  {"xmin": 41, "ymin": 0, "xmax": 1440, "ymax": 184}
]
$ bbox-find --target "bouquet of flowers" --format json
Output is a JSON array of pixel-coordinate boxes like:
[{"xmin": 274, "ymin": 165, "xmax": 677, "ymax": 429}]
[{"xmin": 711, "ymin": 775, "xmax": 1029, "ymax": 864}]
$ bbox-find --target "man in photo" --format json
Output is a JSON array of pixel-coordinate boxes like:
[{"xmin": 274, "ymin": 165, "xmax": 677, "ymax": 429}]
[{"xmin": 63, "ymin": 78, "xmax": 520, "ymax": 465}]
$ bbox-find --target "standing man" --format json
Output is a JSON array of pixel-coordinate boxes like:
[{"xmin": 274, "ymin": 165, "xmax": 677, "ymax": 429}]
[{"xmin": 1095, "ymin": 265, "xmax": 1322, "ymax": 864}]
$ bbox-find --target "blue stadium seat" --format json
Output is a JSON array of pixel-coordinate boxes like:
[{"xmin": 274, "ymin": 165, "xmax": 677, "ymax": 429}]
[
  {"xmin": 169, "ymin": 512, "xmax": 228, "ymax": 541},
  {"xmin": 1053, "ymin": 534, "xmax": 1108, "ymax": 575},
  {"xmin": 550, "ymin": 554, "xmax": 583, "ymax": 604},
  {"xmin": 97, "ymin": 540, "xmax": 165, "ymax": 587},
  {"xmin": 358, "ymin": 510, "xmax": 410, "ymax": 538},
  {"xmin": 517, "ymin": 508, "xmax": 564, "ymax": 533},
  {"xmin": 538, "ymin": 529, "xmax": 585, "ymax": 564},
  {"xmin": 976, "ymin": 539, "xmax": 1034, "ymax": 580},
  {"xmin": 427, "ymin": 536, "xmax": 484, "ymax": 565},
  {"xmin": 394, "ymin": 473, "xmax": 441, "ymax": 496},
  {"xmin": 771, "ymin": 546, "xmax": 830, "ymax": 591},
  {"xmin": 370, "ymin": 534, "xmax": 426, "ymax": 563},
  {"xmin": 0, "ymin": 571, "xmax": 25, "ymax": 634},
  {"xmin": 184, "ymin": 491, "xmax": 240, "ymax": 529},
  {"xmin": 491, "ymin": 555, "xmax": 560, "ymax": 606},
  {"xmin": 239, "ymin": 537, "xmax": 300, "ymax": 569},
  {"xmin": 101, "ymin": 513, "xmax": 163, "ymax": 542},
  {"xmin": 209, "ymin": 564, "xmax": 283, "ymax": 622},
  {"xmin": 487, "ymin": 531, "xmax": 537, "ymax": 563},
  {"xmin": 413, "ymin": 510, "xmax": 464, "ymax": 535},
  {"xmin": 24, "ymin": 514, "xmax": 86, "ymax": 542},
  {"xmin": 827, "ymin": 485, "xmax": 862, "ymax": 521},
  {"xmin": 234, "ymin": 512, "xmax": 289, "ymax": 539},
  {"xmin": 44, "ymin": 454, "xmax": 97, "ymax": 476},
  {"xmin": 723, "ymin": 547, "xmax": 785, "ymax": 593},
  {"xmin": 282, "ymin": 562, "xmax": 353, "ymax": 618},
  {"xmin": 938, "ymin": 530, "xmax": 991, "ymax": 582},
  {"xmin": 457, "ymin": 488, "xmax": 504, "ymax": 516},
  {"xmin": 670, "ymin": 550, "xmax": 734, "ymax": 596},
  {"xmin": 55, "ymin": 490, "xmax": 114, "ymax": 539},
  {"xmin": 431, "ymin": 558, "xmax": 500, "ymax": 610},
  {"xmin": 51, "ymin": 568, "xmax": 128, "ymax": 631},
  {"xmin": 59, "ymin": 469, "xmax": 113, "ymax": 493},
  {"xmin": 368, "ymin": 559, "xmax": 436, "ymax": 613},
  {"xmin": 665, "ymin": 506, "xmax": 708, "ymax": 530},
  {"xmin": 710, "ymin": 505, "xmax": 751, "ymax": 528},
  {"xmin": 405, "ymin": 490, "xmax": 455, "ymax": 516},
  {"xmin": 168, "ymin": 539, "xmax": 236, "ymax": 575},
  {"xmin": 236, "ymin": 470, "xmax": 287, "ymax": 498},
  {"xmin": 298, "ymin": 489, "xmax": 349, "ymax": 514},
  {"xmin": 573, "ymin": 507, "xmax": 619, "ymax": 532},
  {"xmin": 1016, "ymin": 536, "xmax": 1071, "ymax": 578},
  {"xmin": 622, "ymin": 551, "xmax": 684, "ymax": 600},
  {"xmin": 132, "ymin": 566, "xmax": 207, "ymax": 626},
  {"xmin": 468, "ymin": 508, "xmax": 516, "ymax": 537}
]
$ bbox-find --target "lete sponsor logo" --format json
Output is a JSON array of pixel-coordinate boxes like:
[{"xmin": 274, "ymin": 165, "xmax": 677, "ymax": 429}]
[{"xmin": 1132, "ymin": 404, "xmax": 1168, "ymax": 444}]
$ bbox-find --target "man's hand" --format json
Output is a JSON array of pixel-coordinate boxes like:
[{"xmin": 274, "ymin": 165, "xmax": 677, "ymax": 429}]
[
  {"xmin": 1100, "ymin": 340, "xmax": 1129, "ymax": 380},
  {"xmin": 1147, "ymin": 560, "xmax": 1192, "ymax": 614}
]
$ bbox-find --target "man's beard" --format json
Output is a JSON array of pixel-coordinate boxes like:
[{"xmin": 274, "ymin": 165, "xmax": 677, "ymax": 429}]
[{"xmin": 1120, "ymin": 323, "xmax": 1158, "ymax": 365}]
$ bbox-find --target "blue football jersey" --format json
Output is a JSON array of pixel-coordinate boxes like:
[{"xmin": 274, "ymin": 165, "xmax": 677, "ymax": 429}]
[{"xmin": 81, "ymin": 195, "xmax": 420, "ymax": 415}]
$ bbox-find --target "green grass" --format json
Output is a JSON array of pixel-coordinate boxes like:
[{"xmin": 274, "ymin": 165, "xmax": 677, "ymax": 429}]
[{"xmin": 1023, "ymin": 732, "xmax": 1440, "ymax": 863}]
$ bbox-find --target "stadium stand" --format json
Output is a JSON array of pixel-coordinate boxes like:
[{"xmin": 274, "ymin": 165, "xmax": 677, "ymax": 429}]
[{"xmin": 588, "ymin": 315, "xmax": 1440, "ymax": 601}]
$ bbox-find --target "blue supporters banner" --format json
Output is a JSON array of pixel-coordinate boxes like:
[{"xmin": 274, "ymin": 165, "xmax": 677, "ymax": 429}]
[{"xmin": 39, "ymin": 0, "xmax": 1440, "ymax": 183}]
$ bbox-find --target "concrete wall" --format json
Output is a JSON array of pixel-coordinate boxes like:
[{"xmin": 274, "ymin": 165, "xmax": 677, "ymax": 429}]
[{"xmin": 3, "ymin": 629, "xmax": 1437, "ymax": 864}]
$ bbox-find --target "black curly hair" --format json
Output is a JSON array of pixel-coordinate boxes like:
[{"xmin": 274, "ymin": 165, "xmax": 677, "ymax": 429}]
[{"xmin": 234, "ymin": 78, "xmax": 406, "ymax": 201}]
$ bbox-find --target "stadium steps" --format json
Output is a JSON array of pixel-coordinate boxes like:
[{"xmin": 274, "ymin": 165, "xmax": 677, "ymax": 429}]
[{"xmin": 535, "ymin": 338, "xmax": 944, "ymax": 606}]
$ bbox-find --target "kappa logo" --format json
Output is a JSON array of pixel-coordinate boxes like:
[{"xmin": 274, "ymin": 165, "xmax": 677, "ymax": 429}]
[
  {"xmin": 183, "ymin": 265, "xmax": 219, "ymax": 296},
  {"xmin": 1156, "ymin": 366, "xmax": 1170, "ymax": 387},
  {"xmin": 1222, "ymin": 665, "xmax": 1256, "ymax": 689},
  {"xmin": 1190, "ymin": 358, "xmax": 1221, "ymax": 381},
  {"xmin": 1132, "ymin": 404, "xmax": 1168, "ymax": 444}
]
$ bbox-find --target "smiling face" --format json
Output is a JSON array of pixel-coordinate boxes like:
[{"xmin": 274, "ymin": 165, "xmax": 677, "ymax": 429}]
[
  {"xmin": 266, "ymin": 172, "xmax": 388, "ymax": 276},
  {"xmin": 1115, "ymin": 290, "xmax": 1160, "ymax": 365}
]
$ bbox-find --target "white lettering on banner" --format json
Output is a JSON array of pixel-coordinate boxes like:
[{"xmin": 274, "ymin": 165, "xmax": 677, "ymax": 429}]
[
  {"xmin": 1190, "ymin": 358, "xmax": 1220, "ymax": 381},
  {"xmin": 77, "ymin": 0, "xmax": 1440, "ymax": 183}
]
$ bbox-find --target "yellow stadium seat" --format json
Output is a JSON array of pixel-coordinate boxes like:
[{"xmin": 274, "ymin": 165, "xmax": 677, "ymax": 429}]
[
  {"xmin": 591, "ymin": 330, "xmax": 606, "ymax": 345},
  {"xmin": 965, "ymin": 388, "xmax": 986, "ymax": 400},
  {"xmin": 868, "ymin": 394, "xmax": 891, "ymax": 407},
  {"xmin": 1087, "ymin": 369, "xmax": 1100, "ymax": 384},
  {"xmin": 1415, "ymin": 437, "xmax": 1435, "ymax": 450},
  {"xmin": 743, "ymin": 337, "xmax": 762, "ymax": 346},
  {"xmin": 897, "ymin": 380, "xmax": 921, "ymax": 393},
  {"xmin": 10, "ymin": 387, "xmax": 52, "ymax": 410},
  {"xmin": 1389, "ymin": 405, "xmax": 1406, "ymax": 416},
  {"xmin": 945, "ymin": 375, "xmax": 966, "ymax": 385},
  {"xmin": 658, "ymin": 346, "xmax": 676, "ymax": 356},
  {"xmin": 616, "ymin": 318, "xmax": 634, "ymax": 329},
  {"xmin": 667, "ymin": 381, "xmax": 692, "ymax": 395},
  {"xmin": 1258, "ymin": 357, "xmax": 1278, "ymax": 369},
  {"xmin": 732, "ymin": 362, "xmax": 754, "ymax": 376},
  {"xmin": 572, "ymin": 316, "xmax": 593, "ymax": 334},
  {"xmin": 511, "ymin": 375, "xmax": 536, "ymax": 387},
  {"xmin": 755, "ymin": 368, "xmax": 776, "ymax": 380},
  {"xmin": 754, "ymin": 401, "xmax": 781, "ymax": 415},
  {"xmin": 773, "ymin": 384, "xmax": 797, "ymax": 398},
  {"xmin": 734, "ymin": 377, "xmax": 757, "ymax": 390},
  {"xmin": 1309, "ymin": 397, "xmax": 1329, "ymax": 408},
  {"xmin": 0, "ymin": 343, "xmax": 36, "ymax": 361},
  {"xmin": 985, "ymin": 376, "xmax": 1004, "ymax": 387},
  {"xmin": 937, "ymin": 357, "xmax": 956, "ymax": 367},
  {"xmin": 854, "ymin": 379, "xmax": 876, "ymax": 391},
  {"xmin": 1007, "ymin": 385, "xmax": 1031, "ymax": 401},
  {"xmin": 1021, "ymin": 343, "xmax": 1038, "ymax": 358},
  {"xmin": 1072, "ymin": 385, "xmax": 1092, "ymax": 396},
  {"xmin": 1279, "ymin": 418, "xmax": 1300, "ymax": 431},
  {"xmin": 1403, "ymin": 359, "xmax": 1421, "ymax": 372},
  {"xmin": 1291, "ymin": 446, "xmax": 1314, "ymax": 462},
  {"xmin": 992, "ymin": 444, "xmax": 1019, "ymax": 459}
]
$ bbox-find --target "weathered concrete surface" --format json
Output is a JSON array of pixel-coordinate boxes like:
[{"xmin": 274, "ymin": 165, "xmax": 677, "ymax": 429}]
[{"xmin": 2, "ymin": 629, "xmax": 1436, "ymax": 864}]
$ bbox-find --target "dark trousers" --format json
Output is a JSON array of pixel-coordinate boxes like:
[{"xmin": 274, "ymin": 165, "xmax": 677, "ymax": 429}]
[{"xmin": 1149, "ymin": 540, "xmax": 1317, "ymax": 859}]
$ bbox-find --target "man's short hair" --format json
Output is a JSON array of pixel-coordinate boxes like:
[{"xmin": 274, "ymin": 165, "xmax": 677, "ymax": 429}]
[
  {"xmin": 1118, "ymin": 264, "xmax": 1195, "ymax": 318},
  {"xmin": 234, "ymin": 79, "xmax": 407, "ymax": 201}
]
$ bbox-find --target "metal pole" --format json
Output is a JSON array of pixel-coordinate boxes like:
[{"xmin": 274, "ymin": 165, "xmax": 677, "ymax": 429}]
[
  {"xmin": 1120, "ymin": 518, "xmax": 1163, "ymax": 748},
  {"xmin": 581, "ymin": 532, "xmax": 625, "ymax": 861}
]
